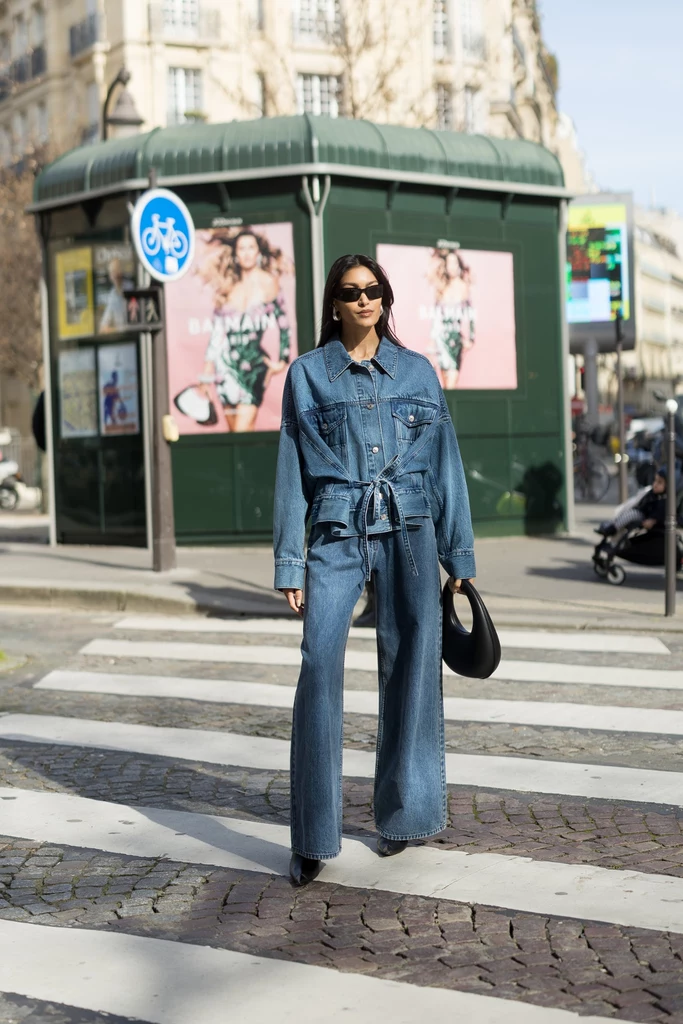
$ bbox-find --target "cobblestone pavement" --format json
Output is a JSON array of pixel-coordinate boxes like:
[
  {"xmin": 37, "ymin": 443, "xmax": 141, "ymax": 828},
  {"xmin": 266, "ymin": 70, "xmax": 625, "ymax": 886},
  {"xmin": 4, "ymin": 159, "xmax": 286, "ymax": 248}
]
[{"xmin": 3, "ymin": 606, "xmax": 683, "ymax": 1022}]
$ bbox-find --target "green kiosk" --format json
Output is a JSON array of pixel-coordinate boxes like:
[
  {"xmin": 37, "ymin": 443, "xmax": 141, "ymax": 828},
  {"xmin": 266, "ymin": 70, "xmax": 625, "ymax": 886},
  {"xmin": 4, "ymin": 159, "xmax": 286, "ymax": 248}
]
[{"xmin": 32, "ymin": 114, "xmax": 573, "ymax": 549}]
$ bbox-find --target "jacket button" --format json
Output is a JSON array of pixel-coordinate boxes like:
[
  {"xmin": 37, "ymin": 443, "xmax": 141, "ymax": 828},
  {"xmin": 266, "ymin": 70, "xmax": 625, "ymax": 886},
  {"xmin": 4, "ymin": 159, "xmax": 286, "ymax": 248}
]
[
  {"xmin": 322, "ymin": 422, "xmax": 328, "ymax": 429},
  {"xmin": 408, "ymin": 414, "xmax": 415, "ymax": 422},
  {"xmin": 380, "ymin": 514, "xmax": 387, "ymax": 520},
  {"xmin": 372, "ymin": 446, "xmax": 379, "ymax": 453},
  {"xmin": 367, "ymin": 402, "xmax": 374, "ymax": 409}
]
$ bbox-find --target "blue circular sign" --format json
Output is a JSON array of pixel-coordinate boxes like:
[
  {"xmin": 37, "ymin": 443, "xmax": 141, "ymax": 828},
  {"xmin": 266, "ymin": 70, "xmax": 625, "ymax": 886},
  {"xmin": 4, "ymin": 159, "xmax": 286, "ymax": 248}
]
[{"xmin": 131, "ymin": 188, "xmax": 195, "ymax": 283}]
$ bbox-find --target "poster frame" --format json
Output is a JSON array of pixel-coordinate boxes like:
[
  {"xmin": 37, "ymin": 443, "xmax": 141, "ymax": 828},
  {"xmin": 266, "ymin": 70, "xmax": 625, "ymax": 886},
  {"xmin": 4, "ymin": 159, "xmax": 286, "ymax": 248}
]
[{"xmin": 55, "ymin": 246, "xmax": 95, "ymax": 340}]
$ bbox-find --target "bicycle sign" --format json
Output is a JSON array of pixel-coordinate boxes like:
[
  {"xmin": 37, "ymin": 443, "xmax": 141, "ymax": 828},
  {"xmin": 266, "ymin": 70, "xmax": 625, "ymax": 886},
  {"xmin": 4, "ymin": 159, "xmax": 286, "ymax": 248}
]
[{"xmin": 131, "ymin": 188, "xmax": 195, "ymax": 283}]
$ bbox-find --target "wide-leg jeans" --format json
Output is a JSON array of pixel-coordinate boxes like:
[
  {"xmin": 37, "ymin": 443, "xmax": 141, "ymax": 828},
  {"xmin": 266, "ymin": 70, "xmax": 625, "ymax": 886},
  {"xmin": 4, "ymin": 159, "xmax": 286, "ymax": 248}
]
[{"xmin": 290, "ymin": 521, "xmax": 446, "ymax": 860}]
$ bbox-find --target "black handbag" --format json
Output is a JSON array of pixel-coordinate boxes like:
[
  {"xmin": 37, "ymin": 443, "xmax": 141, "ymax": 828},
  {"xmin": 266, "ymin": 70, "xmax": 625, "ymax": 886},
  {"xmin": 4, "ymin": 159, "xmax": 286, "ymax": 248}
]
[{"xmin": 442, "ymin": 580, "xmax": 501, "ymax": 679}]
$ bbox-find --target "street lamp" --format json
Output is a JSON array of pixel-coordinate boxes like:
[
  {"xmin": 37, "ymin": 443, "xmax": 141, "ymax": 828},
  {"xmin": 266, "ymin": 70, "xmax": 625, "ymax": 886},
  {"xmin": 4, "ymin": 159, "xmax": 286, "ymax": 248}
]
[
  {"xmin": 664, "ymin": 398, "xmax": 679, "ymax": 617},
  {"xmin": 102, "ymin": 67, "xmax": 143, "ymax": 141}
]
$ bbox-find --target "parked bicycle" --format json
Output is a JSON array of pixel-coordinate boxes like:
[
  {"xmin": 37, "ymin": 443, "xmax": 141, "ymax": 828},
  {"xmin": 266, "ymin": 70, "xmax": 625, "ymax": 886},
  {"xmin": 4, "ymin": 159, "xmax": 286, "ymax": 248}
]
[{"xmin": 573, "ymin": 431, "xmax": 610, "ymax": 502}]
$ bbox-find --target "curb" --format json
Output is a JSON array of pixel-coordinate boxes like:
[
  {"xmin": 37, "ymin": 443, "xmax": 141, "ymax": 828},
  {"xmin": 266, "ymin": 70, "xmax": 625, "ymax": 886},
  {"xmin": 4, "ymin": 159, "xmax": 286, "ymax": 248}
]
[{"xmin": 0, "ymin": 583, "xmax": 681, "ymax": 634}]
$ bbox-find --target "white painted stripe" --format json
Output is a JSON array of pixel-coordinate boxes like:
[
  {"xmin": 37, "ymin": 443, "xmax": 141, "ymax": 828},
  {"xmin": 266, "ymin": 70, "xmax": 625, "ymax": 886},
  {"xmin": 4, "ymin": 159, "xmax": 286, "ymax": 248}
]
[
  {"xmin": 0, "ymin": 920, "xmax": 615, "ymax": 1024},
  {"xmin": 4, "ymin": 713, "xmax": 683, "ymax": 808},
  {"xmin": 81, "ymin": 638, "xmax": 683, "ymax": 689},
  {"xmin": 115, "ymin": 615, "xmax": 670, "ymax": 655},
  {"xmin": 4, "ymin": 787, "xmax": 683, "ymax": 934},
  {"xmin": 36, "ymin": 669, "xmax": 683, "ymax": 738}
]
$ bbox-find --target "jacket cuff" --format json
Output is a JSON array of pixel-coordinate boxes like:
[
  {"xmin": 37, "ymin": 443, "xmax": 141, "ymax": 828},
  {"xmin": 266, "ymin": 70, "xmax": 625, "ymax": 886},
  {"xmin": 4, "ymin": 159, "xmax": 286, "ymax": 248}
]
[
  {"xmin": 441, "ymin": 549, "xmax": 476, "ymax": 581},
  {"xmin": 274, "ymin": 559, "xmax": 306, "ymax": 591}
]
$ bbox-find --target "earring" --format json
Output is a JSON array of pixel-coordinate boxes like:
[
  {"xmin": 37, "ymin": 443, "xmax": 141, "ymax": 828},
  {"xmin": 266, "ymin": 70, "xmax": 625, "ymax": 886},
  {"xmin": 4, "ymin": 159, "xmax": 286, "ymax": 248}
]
[{"xmin": 332, "ymin": 308, "xmax": 340, "ymax": 321}]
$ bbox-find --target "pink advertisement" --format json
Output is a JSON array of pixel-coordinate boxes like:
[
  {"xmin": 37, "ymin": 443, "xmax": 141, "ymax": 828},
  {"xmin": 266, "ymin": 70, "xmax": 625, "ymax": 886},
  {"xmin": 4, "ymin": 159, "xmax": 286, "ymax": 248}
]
[
  {"xmin": 376, "ymin": 243, "xmax": 517, "ymax": 390},
  {"xmin": 166, "ymin": 223, "xmax": 298, "ymax": 433}
]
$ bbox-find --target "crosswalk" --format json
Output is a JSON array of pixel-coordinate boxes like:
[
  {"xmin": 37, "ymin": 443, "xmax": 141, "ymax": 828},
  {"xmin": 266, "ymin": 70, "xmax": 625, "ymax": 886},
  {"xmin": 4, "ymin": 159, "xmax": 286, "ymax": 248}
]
[{"xmin": 2, "ymin": 612, "xmax": 683, "ymax": 1022}]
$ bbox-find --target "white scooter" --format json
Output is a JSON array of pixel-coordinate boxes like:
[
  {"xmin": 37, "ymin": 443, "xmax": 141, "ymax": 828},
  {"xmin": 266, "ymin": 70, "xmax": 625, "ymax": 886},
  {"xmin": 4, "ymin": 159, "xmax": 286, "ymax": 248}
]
[{"xmin": 0, "ymin": 455, "xmax": 20, "ymax": 510}]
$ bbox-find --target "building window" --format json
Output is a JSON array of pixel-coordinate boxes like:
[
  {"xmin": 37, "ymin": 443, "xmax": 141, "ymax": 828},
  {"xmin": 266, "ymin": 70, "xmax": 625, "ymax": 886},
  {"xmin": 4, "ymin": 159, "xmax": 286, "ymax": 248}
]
[
  {"xmin": 294, "ymin": 0, "xmax": 341, "ymax": 40},
  {"xmin": 461, "ymin": 0, "xmax": 485, "ymax": 59},
  {"xmin": 296, "ymin": 73, "xmax": 341, "ymax": 116},
  {"xmin": 12, "ymin": 109, "xmax": 27, "ymax": 155},
  {"xmin": 464, "ymin": 86, "xmax": 485, "ymax": 133},
  {"xmin": 30, "ymin": 5, "xmax": 45, "ymax": 47},
  {"xmin": 0, "ymin": 127, "xmax": 11, "ymax": 165},
  {"xmin": 433, "ymin": 0, "xmax": 449, "ymax": 57},
  {"xmin": 12, "ymin": 15, "xmax": 28, "ymax": 57},
  {"xmin": 163, "ymin": 0, "xmax": 199, "ymax": 32},
  {"xmin": 255, "ymin": 73, "xmax": 266, "ymax": 117},
  {"xmin": 167, "ymin": 67, "xmax": 203, "ymax": 124},
  {"xmin": 435, "ymin": 83, "xmax": 453, "ymax": 130},
  {"xmin": 37, "ymin": 101, "xmax": 48, "ymax": 144}
]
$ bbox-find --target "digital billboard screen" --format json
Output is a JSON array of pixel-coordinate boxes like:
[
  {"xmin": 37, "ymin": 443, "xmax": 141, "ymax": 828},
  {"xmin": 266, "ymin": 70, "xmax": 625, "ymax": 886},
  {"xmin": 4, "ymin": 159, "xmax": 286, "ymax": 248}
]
[{"xmin": 566, "ymin": 194, "xmax": 635, "ymax": 352}]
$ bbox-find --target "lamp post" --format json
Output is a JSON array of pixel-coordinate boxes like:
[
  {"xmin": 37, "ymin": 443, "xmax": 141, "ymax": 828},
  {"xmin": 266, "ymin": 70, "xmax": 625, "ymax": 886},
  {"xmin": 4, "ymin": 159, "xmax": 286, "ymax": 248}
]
[
  {"xmin": 102, "ymin": 68, "xmax": 143, "ymax": 141},
  {"xmin": 665, "ymin": 398, "xmax": 678, "ymax": 617}
]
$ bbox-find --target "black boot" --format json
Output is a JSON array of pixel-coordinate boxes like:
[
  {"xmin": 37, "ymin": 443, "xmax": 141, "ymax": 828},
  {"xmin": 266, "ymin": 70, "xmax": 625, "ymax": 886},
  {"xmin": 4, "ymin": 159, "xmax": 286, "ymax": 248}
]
[
  {"xmin": 353, "ymin": 581, "xmax": 376, "ymax": 628},
  {"xmin": 289, "ymin": 853, "xmax": 323, "ymax": 887},
  {"xmin": 377, "ymin": 837, "xmax": 408, "ymax": 857}
]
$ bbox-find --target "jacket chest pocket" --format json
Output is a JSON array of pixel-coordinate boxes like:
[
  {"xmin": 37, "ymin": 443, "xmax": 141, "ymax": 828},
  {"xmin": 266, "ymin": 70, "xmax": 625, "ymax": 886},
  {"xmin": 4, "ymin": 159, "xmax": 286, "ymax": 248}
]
[
  {"xmin": 391, "ymin": 399, "xmax": 437, "ymax": 446},
  {"xmin": 303, "ymin": 405, "xmax": 348, "ymax": 454}
]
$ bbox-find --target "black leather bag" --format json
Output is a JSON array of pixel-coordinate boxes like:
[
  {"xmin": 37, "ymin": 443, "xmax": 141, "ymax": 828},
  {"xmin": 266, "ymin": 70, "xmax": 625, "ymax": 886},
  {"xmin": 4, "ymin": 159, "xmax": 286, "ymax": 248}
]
[{"xmin": 442, "ymin": 580, "xmax": 501, "ymax": 679}]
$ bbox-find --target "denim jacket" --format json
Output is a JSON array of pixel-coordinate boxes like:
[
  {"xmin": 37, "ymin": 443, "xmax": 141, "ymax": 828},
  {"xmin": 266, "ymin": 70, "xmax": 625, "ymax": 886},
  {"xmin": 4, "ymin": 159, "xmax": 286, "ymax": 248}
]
[{"xmin": 273, "ymin": 337, "xmax": 476, "ymax": 591}]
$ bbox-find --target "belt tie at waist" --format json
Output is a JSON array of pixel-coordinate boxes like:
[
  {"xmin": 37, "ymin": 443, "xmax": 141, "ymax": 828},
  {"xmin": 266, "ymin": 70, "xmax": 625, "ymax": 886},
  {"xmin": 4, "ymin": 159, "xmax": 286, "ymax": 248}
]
[{"xmin": 357, "ymin": 462, "xmax": 419, "ymax": 582}]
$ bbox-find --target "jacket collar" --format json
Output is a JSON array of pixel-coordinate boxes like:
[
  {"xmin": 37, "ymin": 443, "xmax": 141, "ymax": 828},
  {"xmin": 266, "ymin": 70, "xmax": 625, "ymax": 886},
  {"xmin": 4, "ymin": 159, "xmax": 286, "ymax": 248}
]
[{"xmin": 324, "ymin": 336, "xmax": 398, "ymax": 381}]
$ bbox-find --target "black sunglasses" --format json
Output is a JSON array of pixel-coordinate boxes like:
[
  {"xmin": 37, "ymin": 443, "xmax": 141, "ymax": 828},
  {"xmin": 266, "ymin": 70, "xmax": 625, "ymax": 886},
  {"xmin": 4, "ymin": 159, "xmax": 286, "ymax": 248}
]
[{"xmin": 335, "ymin": 283, "xmax": 384, "ymax": 303}]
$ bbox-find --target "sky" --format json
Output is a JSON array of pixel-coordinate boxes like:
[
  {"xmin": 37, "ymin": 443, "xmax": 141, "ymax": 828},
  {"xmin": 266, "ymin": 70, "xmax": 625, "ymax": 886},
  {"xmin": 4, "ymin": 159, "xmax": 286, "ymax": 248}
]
[{"xmin": 538, "ymin": 1, "xmax": 683, "ymax": 214}]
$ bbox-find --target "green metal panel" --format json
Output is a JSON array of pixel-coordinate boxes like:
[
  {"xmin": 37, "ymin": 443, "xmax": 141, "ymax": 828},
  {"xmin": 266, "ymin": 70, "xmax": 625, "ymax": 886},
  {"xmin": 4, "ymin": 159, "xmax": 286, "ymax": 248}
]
[{"xmin": 34, "ymin": 115, "xmax": 564, "ymax": 207}]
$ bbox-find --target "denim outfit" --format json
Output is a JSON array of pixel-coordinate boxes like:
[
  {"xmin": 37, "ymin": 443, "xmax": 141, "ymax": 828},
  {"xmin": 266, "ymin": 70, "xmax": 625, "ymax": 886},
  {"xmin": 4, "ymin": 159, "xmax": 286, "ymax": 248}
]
[{"xmin": 273, "ymin": 337, "xmax": 475, "ymax": 859}]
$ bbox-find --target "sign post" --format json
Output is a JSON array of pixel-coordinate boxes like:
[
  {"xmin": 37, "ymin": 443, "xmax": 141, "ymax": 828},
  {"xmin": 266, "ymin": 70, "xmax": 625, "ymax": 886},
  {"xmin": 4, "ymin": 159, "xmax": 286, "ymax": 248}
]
[
  {"xmin": 615, "ymin": 311, "xmax": 628, "ymax": 505},
  {"xmin": 665, "ymin": 399, "xmax": 678, "ymax": 617},
  {"xmin": 131, "ymin": 185, "xmax": 195, "ymax": 572}
]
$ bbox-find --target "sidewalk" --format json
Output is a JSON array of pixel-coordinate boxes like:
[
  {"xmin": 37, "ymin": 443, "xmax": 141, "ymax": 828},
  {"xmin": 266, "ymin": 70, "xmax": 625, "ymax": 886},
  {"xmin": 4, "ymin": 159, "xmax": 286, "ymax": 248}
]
[{"xmin": 0, "ymin": 505, "xmax": 681, "ymax": 632}]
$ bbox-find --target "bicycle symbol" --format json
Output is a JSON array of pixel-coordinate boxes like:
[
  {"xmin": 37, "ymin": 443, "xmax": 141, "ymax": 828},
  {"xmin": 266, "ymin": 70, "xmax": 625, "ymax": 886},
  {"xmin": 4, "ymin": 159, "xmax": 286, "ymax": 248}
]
[{"xmin": 141, "ymin": 213, "xmax": 189, "ymax": 272}]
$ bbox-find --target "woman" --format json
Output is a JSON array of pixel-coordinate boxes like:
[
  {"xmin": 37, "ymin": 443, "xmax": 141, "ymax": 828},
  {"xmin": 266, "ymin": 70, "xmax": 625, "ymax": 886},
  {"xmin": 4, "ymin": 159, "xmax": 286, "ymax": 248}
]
[
  {"xmin": 199, "ymin": 230, "xmax": 291, "ymax": 432},
  {"xmin": 273, "ymin": 254, "xmax": 476, "ymax": 887},
  {"xmin": 429, "ymin": 247, "xmax": 476, "ymax": 389}
]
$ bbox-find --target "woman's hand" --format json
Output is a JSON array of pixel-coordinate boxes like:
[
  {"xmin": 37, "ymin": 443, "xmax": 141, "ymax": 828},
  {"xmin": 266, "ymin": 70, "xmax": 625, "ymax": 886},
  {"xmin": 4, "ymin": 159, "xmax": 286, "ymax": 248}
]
[
  {"xmin": 280, "ymin": 588, "xmax": 304, "ymax": 616},
  {"xmin": 448, "ymin": 577, "xmax": 474, "ymax": 594},
  {"xmin": 264, "ymin": 357, "xmax": 287, "ymax": 374}
]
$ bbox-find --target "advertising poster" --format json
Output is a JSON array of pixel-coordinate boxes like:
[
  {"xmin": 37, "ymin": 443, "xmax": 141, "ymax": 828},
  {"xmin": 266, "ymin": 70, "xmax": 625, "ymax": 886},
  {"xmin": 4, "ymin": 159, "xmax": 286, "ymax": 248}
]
[
  {"xmin": 164, "ymin": 223, "xmax": 298, "ymax": 433},
  {"xmin": 94, "ymin": 243, "xmax": 136, "ymax": 334},
  {"xmin": 567, "ymin": 202, "xmax": 631, "ymax": 326},
  {"xmin": 56, "ymin": 248, "xmax": 95, "ymax": 340},
  {"xmin": 98, "ymin": 342, "xmax": 140, "ymax": 436},
  {"xmin": 58, "ymin": 347, "xmax": 97, "ymax": 439},
  {"xmin": 376, "ymin": 243, "xmax": 517, "ymax": 389}
]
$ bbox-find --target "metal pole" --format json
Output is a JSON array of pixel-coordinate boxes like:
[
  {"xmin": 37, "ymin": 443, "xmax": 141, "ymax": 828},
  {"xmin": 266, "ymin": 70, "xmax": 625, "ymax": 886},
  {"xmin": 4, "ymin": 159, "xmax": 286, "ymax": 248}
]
[
  {"xmin": 301, "ymin": 174, "xmax": 330, "ymax": 345},
  {"xmin": 143, "ymin": 166, "xmax": 176, "ymax": 572},
  {"xmin": 583, "ymin": 337, "xmax": 599, "ymax": 427},
  {"xmin": 38, "ymin": 229, "xmax": 57, "ymax": 547},
  {"xmin": 665, "ymin": 400, "xmax": 678, "ymax": 616},
  {"xmin": 150, "ymin": 284, "xmax": 176, "ymax": 572},
  {"xmin": 557, "ymin": 199, "xmax": 575, "ymax": 533},
  {"xmin": 616, "ymin": 339, "xmax": 628, "ymax": 504}
]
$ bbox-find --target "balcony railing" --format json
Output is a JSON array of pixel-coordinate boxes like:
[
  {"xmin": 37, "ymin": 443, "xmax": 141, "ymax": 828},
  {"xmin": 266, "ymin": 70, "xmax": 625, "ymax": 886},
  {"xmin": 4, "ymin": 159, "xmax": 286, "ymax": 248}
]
[
  {"xmin": 148, "ymin": 3, "xmax": 221, "ymax": 41},
  {"xmin": 69, "ymin": 13, "xmax": 100, "ymax": 58},
  {"xmin": 0, "ymin": 45, "xmax": 47, "ymax": 99}
]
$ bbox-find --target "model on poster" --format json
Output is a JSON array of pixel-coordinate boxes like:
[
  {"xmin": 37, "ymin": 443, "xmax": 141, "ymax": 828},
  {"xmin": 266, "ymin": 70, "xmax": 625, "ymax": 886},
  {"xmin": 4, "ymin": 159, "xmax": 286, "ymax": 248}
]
[
  {"xmin": 94, "ymin": 244, "xmax": 136, "ymax": 333},
  {"xmin": 165, "ymin": 223, "xmax": 297, "ymax": 434},
  {"xmin": 376, "ymin": 242, "xmax": 517, "ymax": 390},
  {"xmin": 428, "ymin": 247, "xmax": 476, "ymax": 388}
]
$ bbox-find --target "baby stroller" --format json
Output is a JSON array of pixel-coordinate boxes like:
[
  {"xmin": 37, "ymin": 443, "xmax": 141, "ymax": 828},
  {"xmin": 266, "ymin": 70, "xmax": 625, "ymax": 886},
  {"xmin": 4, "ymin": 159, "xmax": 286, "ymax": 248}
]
[{"xmin": 592, "ymin": 489, "xmax": 683, "ymax": 586}]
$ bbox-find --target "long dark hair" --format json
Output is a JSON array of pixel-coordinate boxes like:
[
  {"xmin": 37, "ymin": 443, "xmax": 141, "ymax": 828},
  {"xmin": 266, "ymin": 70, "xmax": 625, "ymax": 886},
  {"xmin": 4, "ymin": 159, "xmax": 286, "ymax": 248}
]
[{"xmin": 319, "ymin": 253, "xmax": 402, "ymax": 347}]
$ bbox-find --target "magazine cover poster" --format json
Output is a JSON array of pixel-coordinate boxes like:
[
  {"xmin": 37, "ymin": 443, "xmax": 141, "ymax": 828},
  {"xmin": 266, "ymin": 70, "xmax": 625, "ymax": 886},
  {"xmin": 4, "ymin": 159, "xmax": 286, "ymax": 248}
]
[
  {"xmin": 98, "ymin": 342, "xmax": 140, "ymax": 436},
  {"xmin": 165, "ymin": 223, "xmax": 298, "ymax": 434},
  {"xmin": 376, "ymin": 243, "xmax": 517, "ymax": 390},
  {"xmin": 94, "ymin": 244, "xmax": 136, "ymax": 334},
  {"xmin": 56, "ymin": 248, "xmax": 95, "ymax": 340}
]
